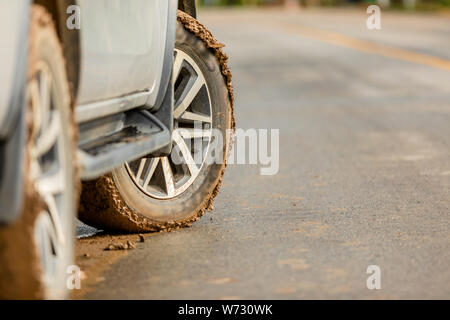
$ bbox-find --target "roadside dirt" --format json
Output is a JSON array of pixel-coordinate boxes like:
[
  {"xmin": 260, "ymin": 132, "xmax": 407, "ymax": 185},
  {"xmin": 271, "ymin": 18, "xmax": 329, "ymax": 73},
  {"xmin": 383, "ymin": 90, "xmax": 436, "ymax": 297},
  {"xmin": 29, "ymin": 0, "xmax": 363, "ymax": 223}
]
[{"xmin": 73, "ymin": 233, "xmax": 150, "ymax": 299}]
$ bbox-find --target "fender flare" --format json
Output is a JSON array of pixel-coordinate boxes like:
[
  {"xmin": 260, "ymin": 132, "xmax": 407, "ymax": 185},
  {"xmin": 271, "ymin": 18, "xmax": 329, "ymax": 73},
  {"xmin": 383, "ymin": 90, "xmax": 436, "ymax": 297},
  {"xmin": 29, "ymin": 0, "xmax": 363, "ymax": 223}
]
[
  {"xmin": 178, "ymin": 0, "xmax": 197, "ymax": 18},
  {"xmin": 35, "ymin": 0, "xmax": 81, "ymax": 100}
]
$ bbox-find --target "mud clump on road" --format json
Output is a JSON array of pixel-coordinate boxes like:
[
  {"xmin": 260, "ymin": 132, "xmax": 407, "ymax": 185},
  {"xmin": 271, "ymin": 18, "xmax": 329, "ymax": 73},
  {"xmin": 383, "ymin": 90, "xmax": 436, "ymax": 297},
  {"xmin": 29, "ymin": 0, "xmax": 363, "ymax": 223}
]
[{"xmin": 104, "ymin": 240, "xmax": 136, "ymax": 251}]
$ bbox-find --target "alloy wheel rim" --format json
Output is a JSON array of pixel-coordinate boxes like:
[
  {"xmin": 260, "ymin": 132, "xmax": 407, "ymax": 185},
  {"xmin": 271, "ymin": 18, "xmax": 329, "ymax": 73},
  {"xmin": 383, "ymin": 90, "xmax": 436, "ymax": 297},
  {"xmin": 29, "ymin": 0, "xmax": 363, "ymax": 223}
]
[
  {"xmin": 29, "ymin": 62, "xmax": 69, "ymax": 294},
  {"xmin": 126, "ymin": 49, "xmax": 213, "ymax": 200}
]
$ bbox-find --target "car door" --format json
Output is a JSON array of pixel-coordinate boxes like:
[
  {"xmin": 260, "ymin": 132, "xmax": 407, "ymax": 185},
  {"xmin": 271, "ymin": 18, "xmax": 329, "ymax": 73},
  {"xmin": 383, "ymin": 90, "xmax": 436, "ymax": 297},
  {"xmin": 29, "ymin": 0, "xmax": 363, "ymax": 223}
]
[{"xmin": 76, "ymin": 0, "xmax": 174, "ymax": 107}]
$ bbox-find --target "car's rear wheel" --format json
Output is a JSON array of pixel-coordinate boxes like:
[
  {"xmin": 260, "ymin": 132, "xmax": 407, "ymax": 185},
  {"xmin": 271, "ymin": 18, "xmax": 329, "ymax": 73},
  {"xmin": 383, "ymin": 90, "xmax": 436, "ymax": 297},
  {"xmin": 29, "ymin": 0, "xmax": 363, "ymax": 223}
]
[
  {"xmin": 0, "ymin": 5, "xmax": 77, "ymax": 299},
  {"xmin": 78, "ymin": 17, "xmax": 234, "ymax": 232}
]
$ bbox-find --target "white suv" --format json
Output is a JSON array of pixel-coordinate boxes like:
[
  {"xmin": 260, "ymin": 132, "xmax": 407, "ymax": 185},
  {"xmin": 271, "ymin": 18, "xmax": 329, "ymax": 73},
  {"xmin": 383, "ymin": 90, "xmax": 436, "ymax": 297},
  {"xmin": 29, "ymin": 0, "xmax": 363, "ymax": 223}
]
[{"xmin": 0, "ymin": 0, "xmax": 234, "ymax": 299}]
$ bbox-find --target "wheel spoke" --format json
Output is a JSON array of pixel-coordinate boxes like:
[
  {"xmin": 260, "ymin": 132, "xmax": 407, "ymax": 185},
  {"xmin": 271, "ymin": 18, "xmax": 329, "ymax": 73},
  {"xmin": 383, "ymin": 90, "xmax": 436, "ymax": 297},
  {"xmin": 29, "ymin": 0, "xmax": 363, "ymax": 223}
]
[
  {"xmin": 142, "ymin": 158, "xmax": 159, "ymax": 189},
  {"xmin": 172, "ymin": 52, "xmax": 184, "ymax": 83},
  {"xmin": 39, "ymin": 67, "xmax": 52, "ymax": 130},
  {"xmin": 135, "ymin": 158, "xmax": 147, "ymax": 181},
  {"xmin": 180, "ymin": 111, "xmax": 212, "ymax": 123},
  {"xmin": 35, "ymin": 212, "xmax": 61, "ymax": 272},
  {"xmin": 178, "ymin": 128, "xmax": 211, "ymax": 139},
  {"xmin": 174, "ymin": 74, "xmax": 206, "ymax": 119},
  {"xmin": 34, "ymin": 111, "xmax": 60, "ymax": 158},
  {"xmin": 43, "ymin": 194, "xmax": 65, "ymax": 246},
  {"xmin": 161, "ymin": 157, "xmax": 176, "ymax": 197},
  {"xmin": 41, "ymin": 221, "xmax": 55, "ymax": 269},
  {"xmin": 173, "ymin": 130, "xmax": 200, "ymax": 176},
  {"xmin": 29, "ymin": 78, "xmax": 42, "ymax": 138},
  {"xmin": 36, "ymin": 167, "xmax": 65, "ymax": 196}
]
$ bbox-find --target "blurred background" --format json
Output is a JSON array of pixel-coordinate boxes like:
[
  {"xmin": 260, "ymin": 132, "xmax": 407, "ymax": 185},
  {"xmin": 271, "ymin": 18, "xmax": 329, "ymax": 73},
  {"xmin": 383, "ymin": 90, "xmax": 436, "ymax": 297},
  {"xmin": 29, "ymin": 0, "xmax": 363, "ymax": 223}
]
[{"xmin": 198, "ymin": 0, "xmax": 450, "ymax": 11}]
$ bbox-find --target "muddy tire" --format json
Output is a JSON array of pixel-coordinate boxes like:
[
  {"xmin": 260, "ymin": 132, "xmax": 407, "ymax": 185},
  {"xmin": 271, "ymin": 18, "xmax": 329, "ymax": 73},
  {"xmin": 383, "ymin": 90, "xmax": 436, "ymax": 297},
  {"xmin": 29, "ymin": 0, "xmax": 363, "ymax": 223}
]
[
  {"xmin": 0, "ymin": 5, "xmax": 77, "ymax": 299},
  {"xmin": 78, "ymin": 16, "xmax": 234, "ymax": 233}
]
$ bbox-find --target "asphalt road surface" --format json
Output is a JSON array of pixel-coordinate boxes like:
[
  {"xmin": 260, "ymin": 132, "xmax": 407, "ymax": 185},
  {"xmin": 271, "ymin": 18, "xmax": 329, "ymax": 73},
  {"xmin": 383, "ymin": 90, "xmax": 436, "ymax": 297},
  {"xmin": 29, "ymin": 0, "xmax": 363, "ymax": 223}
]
[{"xmin": 77, "ymin": 8, "xmax": 450, "ymax": 299}]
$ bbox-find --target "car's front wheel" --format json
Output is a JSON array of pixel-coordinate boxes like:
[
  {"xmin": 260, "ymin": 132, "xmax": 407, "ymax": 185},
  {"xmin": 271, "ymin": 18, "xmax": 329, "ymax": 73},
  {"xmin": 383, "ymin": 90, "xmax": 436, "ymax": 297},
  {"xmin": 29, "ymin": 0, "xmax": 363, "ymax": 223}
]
[{"xmin": 78, "ymin": 14, "xmax": 234, "ymax": 232}]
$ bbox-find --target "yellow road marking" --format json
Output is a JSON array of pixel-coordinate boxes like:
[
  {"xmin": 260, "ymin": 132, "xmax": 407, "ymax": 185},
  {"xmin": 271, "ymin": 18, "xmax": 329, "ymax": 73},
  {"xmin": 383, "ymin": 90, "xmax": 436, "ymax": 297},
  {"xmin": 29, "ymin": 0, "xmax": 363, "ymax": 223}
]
[{"xmin": 270, "ymin": 22, "xmax": 450, "ymax": 72}]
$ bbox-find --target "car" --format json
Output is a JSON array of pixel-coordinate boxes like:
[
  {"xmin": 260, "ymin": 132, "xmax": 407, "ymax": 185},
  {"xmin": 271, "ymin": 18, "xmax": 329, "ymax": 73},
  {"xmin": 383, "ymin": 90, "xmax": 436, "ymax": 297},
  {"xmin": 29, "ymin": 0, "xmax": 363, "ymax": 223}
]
[{"xmin": 0, "ymin": 0, "xmax": 234, "ymax": 299}]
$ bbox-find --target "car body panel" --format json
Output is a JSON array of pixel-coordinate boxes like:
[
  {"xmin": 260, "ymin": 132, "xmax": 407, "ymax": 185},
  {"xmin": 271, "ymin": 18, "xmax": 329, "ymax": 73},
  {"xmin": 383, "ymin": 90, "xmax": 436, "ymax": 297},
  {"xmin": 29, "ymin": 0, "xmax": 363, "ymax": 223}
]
[
  {"xmin": 0, "ymin": 0, "xmax": 30, "ymax": 139},
  {"xmin": 76, "ymin": 0, "xmax": 171, "ymax": 107},
  {"xmin": 0, "ymin": 0, "xmax": 30, "ymax": 223}
]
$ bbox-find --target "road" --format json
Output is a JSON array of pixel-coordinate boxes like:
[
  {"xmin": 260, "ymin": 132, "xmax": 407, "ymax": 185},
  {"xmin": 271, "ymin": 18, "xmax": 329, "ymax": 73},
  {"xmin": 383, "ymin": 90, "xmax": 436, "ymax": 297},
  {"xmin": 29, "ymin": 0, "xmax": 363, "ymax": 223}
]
[{"xmin": 76, "ymin": 8, "xmax": 450, "ymax": 299}]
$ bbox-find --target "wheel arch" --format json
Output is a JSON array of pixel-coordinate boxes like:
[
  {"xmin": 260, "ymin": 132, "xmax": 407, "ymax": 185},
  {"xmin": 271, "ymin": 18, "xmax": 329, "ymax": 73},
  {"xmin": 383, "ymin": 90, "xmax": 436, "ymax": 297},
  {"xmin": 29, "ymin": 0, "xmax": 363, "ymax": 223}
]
[
  {"xmin": 34, "ymin": 0, "xmax": 81, "ymax": 102},
  {"xmin": 178, "ymin": 0, "xmax": 197, "ymax": 18}
]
